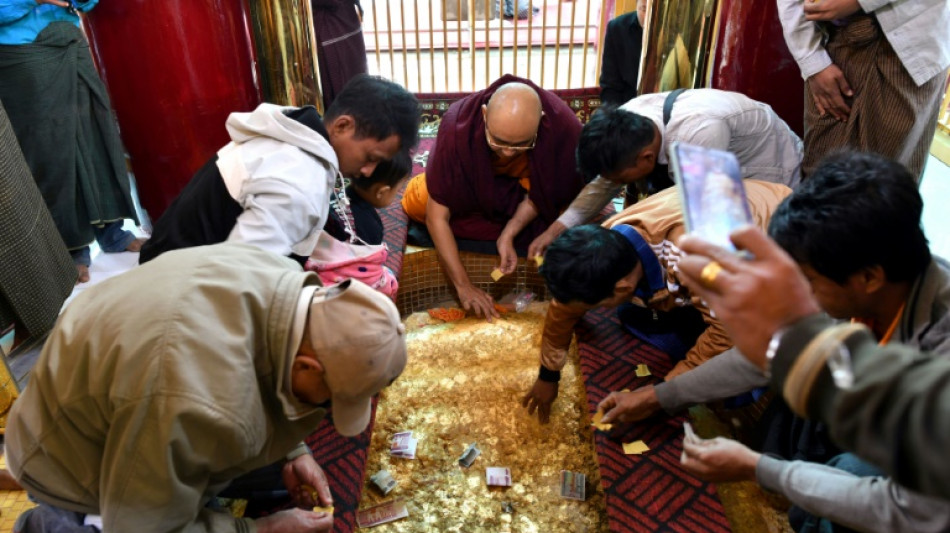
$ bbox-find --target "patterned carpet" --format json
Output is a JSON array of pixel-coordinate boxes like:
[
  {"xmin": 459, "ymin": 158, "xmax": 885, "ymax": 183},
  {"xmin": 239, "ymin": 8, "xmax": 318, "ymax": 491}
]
[{"xmin": 577, "ymin": 308, "xmax": 731, "ymax": 532}]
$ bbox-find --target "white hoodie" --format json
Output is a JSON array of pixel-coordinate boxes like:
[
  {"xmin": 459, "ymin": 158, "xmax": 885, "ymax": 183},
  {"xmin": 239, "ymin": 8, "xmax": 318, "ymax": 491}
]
[{"xmin": 215, "ymin": 103, "xmax": 341, "ymax": 257}]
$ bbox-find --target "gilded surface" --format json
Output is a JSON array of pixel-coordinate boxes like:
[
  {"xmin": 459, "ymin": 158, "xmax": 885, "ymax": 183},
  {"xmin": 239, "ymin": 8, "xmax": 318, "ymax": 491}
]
[
  {"xmin": 639, "ymin": 0, "xmax": 717, "ymax": 94},
  {"xmin": 248, "ymin": 0, "xmax": 321, "ymax": 109},
  {"xmin": 361, "ymin": 302, "xmax": 608, "ymax": 532}
]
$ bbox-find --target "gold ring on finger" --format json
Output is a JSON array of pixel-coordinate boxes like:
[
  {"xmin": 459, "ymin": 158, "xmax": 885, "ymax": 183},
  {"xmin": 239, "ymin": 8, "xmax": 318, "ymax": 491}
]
[{"xmin": 699, "ymin": 261, "xmax": 723, "ymax": 289}]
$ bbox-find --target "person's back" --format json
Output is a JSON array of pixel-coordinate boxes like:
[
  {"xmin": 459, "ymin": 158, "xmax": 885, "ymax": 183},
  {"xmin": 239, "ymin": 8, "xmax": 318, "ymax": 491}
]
[
  {"xmin": 139, "ymin": 105, "xmax": 334, "ymax": 264},
  {"xmin": 531, "ymin": 88, "xmax": 803, "ymax": 261},
  {"xmin": 7, "ymin": 242, "xmax": 408, "ymax": 532},
  {"xmin": 620, "ymin": 89, "xmax": 803, "ymax": 186},
  {"xmin": 7, "ymin": 244, "xmax": 326, "ymax": 530}
]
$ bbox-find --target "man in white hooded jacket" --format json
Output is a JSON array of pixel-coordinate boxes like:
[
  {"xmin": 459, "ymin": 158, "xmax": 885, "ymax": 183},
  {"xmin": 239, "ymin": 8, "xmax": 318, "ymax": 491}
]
[{"xmin": 139, "ymin": 74, "xmax": 419, "ymax": 265}]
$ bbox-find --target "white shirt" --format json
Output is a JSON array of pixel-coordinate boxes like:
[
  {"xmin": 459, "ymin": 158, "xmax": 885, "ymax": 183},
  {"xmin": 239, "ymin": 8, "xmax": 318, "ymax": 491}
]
[
  {"xmin": 216, "ymin": 103, "xmax": 340, "ymax": 258},
  {"xmin": 777, "ymin": 0, "xmax": 950, "ymax": 87},
  {"xmin": 558, "ymin": 89, "xmax": 803, "ymax": 228}
]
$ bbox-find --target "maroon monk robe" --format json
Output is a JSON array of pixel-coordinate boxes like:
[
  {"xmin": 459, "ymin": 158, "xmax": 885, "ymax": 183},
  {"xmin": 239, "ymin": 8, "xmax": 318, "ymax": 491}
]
[{"xmin": 426, "ymin": 74, "xmax": 587, "ymax": 250}]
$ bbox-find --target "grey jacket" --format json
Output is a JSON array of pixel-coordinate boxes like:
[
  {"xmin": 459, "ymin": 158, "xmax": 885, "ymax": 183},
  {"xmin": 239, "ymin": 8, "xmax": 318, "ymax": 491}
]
[
  {"xmin": 6, "ymin": 244, "xmax": 326, "ymax": 532},
  {"xmin": 659, "ymin": 257, "xmax": 950, "ymax": 532}
]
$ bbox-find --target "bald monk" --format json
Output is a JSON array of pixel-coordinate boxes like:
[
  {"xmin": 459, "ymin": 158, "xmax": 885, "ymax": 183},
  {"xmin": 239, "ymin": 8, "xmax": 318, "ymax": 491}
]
[{"xmin": 401, "ymin": 75, "xmax": 587, "ymax": 319}]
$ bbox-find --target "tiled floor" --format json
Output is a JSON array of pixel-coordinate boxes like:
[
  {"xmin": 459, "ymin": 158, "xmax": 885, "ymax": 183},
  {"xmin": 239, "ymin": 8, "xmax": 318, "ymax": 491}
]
[{"xmin": 0, "ymin": 455, "xmax": 34, "ymax": 531}]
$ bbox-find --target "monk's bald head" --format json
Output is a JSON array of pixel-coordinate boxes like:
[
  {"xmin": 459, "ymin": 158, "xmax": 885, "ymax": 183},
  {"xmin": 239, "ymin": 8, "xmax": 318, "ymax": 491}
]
[{"xmin": 482, "ymin": 82, "xmax": 543, "ymax": 154}]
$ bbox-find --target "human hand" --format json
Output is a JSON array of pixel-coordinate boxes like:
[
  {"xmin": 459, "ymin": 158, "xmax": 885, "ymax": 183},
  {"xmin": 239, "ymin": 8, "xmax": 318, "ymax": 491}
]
[
  {"xmin": 807, "ymin": 64, "xmax": 853, "ymax": 121},
  {"xmin": 36, "ymin": 0, "xmax": 71, "ymax": 7},
  {"xmin": 497, "ymin": 236, "xmax": 518, "ymax": 275},
  {"xmin": 803, "ymin": 0, "xmax": 861, "ymax": 22},
  {"xmin": 521, "ymin": 378, "xmax": 559, "ymax": 423},
  {"xmin": 528, "ymin": 222, "xmax": 565, "ymax": 261},
  {"xmin": 677, "ymin": 226, "xmax": 820, "ymax": 370},
  {"xmin": 256, "ymin": 508, "xmax": 333, "ymax": 533},
  {"xmin": 680, "ymin": 436, "xmax": 760, "ymax": 483},
  {"xmin": 282, "ymin": 454, "xmax": 332, "ymax": 508},
  {"xmin": 457, "ymin": 284, "xmax": 498, "ymax": 322},
  {"xmin": 597, "ymin": 386, "xmax": 660, "ymax": 424}
]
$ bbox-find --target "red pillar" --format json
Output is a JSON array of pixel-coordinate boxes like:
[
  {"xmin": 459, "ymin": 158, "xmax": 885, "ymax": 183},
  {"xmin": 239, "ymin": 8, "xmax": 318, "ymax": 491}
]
[
  {"xmin": 83, "ymin": 0, "xmax": 261, "ymax": 220},
  {"xmin": 708, "ymin": 0, "xmax": 805, "ymax": 137}
]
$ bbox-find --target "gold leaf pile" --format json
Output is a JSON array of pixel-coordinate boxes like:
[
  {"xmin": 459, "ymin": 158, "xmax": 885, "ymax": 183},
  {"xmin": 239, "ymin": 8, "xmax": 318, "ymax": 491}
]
[{"xmin": 361, "ymin": 302, "xmax": 608, "ymax": 532}]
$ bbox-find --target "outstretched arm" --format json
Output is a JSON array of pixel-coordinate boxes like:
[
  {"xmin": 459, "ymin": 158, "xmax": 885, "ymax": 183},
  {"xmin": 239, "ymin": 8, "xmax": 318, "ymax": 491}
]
[
  {"xmin": 497, "ymin": 195, "xmax": 539, "ymax": 274},
  {"xmin": 522, "ymin": 299, "xmax": 589, "ymax": 422},
  {"xmin": 427, "ymin": 197, "xmax": 499, "ymax": 321},
  {"xmin": 531, "ymin": 177, "xmax": 622, "ymax": 259}
]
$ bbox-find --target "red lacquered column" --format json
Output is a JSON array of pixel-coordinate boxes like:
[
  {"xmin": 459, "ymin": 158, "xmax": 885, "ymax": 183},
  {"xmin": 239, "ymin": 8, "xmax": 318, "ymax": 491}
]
[
  {"xmin": 708, "ymin": 0, "xmax": 805, "ymax": 137},
  {"xmin": 83, "ymin": 0, "xmax": 261, "ymax": 220}
]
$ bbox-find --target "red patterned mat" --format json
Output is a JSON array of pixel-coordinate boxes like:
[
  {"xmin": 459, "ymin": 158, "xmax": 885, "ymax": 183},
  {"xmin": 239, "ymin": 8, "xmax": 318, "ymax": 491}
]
[{"xmin": 577, "ymin": 307, "xmax": 731, "ymax": 532}]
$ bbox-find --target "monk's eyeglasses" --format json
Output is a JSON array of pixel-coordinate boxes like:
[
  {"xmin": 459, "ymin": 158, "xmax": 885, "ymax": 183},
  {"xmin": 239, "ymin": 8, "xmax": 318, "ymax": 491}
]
[{"xmin": 484, "ymin": 124, "xmax": 537, "ymax": 152}]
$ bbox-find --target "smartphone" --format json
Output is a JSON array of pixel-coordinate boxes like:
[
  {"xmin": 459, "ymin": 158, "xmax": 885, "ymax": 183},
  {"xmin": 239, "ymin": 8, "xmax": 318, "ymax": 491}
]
[{"xmin": 670, "ymin": 142, "xmax": 753, "ymax": 252}]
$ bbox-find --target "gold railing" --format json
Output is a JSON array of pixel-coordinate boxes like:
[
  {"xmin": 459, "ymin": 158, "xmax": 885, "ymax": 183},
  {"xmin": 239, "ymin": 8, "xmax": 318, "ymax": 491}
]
[
  {"xmin": 363, "ymin": 0, "xmax": 609, "ymax": 93},
  {"xmin": 248, "ymin": 0, "xmax": 322, "ymax": 109}
]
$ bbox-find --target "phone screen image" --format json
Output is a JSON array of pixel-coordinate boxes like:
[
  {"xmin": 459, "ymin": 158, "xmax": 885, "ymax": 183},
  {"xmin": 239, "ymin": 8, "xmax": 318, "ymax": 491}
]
[{"xmin": 670, "ymin": 142, "xmax": 753, "ymax": 251}]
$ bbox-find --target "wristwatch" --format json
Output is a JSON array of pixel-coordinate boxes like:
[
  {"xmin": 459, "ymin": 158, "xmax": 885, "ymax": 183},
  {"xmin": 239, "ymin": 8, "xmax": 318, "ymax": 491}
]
[{"xmin": 764, "ymin": 327, "xmax": 786, "ymax": 377}]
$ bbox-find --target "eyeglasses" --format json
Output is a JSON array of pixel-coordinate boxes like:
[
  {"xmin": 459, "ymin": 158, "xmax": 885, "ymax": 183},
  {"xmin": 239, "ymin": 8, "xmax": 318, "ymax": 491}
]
[{"xmin": 484, "ymin": 124, "xmax": 537, "ymax": 152}]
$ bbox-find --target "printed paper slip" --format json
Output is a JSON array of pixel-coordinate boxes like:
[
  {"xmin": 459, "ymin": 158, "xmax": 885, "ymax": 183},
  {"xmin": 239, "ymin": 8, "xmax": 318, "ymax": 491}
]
[
  {"xmin": 390, "ymin": 431, "xmax": 417, "ymax": 459},
  {"xmin": 356, "ymin": 499, "xmax": 409, "ymax": 528},
  {"xmin": 370, "ymin": 470, "xmax": 397, "ymax": 495},
  {"xmin": 560, "ymin": 470, "xmax": 586, "ymax": 501},
  {"xmin": 486, "ymin": 467, "xmax": 512, "ymax": 487}
]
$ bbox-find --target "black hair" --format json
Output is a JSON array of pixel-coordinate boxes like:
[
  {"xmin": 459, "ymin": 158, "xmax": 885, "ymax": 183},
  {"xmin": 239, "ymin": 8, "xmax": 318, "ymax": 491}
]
[
  {"xmin": 324, "ymin": 74, "xmax": 421, "ymax": 151},
  {"xmin": 769, "ymin": 151, "xmax": 930, "ymax": 284},
  {"xmin": 352, "ymin": 150, "xmax": 412, "ymax": 190},
  {"xmin": 576, "ymin": 105, "xmax": 656, "ymax": 181},
  {"xmin": 540, "ymin": 225, "xmax": 640, "ymax": 305}
]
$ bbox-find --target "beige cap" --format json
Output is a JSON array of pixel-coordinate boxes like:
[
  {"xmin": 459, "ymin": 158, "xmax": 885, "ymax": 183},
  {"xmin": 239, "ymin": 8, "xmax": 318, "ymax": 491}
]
[{"xmin": 308, "ymin": 279, "xmax": 407, "ymax": 436}]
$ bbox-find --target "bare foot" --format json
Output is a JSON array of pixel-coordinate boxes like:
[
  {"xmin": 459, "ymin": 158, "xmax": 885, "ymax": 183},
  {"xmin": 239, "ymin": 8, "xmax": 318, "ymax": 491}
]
[
  {"xmin": 76, "ymin": 264, "xmax": 90, "ymax": 284},
  {"xmin": 125, "ymin": 237, "xmax": 148, "ymax": 253}
]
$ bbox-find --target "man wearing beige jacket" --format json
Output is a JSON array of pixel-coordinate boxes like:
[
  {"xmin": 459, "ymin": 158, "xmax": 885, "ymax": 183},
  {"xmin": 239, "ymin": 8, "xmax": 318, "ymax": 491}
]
[{"xmin": 6, "ymin": 243, "xmax": 407, "ymax": 533}]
